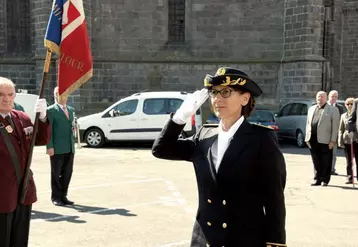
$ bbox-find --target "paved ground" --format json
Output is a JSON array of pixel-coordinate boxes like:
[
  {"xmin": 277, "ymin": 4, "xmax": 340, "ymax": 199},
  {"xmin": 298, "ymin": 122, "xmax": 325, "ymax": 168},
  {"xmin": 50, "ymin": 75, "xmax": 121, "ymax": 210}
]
[{"xmin": 28, "ymin": 143, "xmax": 358, "ymax": 247}]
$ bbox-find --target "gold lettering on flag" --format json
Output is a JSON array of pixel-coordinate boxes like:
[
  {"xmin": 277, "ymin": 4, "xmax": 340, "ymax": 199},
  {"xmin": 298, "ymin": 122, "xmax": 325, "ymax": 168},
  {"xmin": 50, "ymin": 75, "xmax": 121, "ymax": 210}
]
[
  {"xmin": 60, "ymin": 52, "xmax": 84, "ymax": 72},
  {"xmin": 53, "ymin": 3, "xmax": 62, "ymax": 21}
]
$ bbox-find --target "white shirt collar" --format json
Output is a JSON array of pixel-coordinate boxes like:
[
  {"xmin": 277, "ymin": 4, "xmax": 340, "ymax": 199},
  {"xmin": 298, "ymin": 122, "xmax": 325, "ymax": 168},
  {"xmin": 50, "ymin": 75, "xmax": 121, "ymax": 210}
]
[
  {"xmin": 214, "ymin": 116, "xmax": 245, "ymax": 172},
  {"xmin": 57, "ymin": 103, "xmax": 67, "ymax": 108},
  {"xmin": 218, "ymin": 115, "xmax": 244, "ymax": 138},
  {"xmin": 0, "ymin": 112, "xmax": 11, "ymax": 119}
]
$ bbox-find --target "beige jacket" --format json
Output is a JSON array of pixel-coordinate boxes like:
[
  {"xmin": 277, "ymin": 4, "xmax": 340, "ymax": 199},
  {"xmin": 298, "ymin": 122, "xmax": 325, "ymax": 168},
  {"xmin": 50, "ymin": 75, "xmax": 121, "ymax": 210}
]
[
  {"xmin": 305, "ymin": 104, "xmax": 340, "ymax": 144},
  {"xmin": 338, "ymin": 112, "xmax": 358, "ymax": 147}
]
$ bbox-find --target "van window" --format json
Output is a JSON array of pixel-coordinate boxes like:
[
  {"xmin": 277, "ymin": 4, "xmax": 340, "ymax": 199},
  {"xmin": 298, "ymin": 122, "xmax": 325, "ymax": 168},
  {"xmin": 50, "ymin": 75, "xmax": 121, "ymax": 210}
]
[
  {"xmin": 248, "ymin": 109, "xmax": 275, "ymax": 122},
  {"xmin": 143, "ymin": 99, "xmax": 167, "ymax": 115},
  {"xmin": 114, "ymin": 99, "xmax": 138, "ymax": 116},
  {"xmin": 168, "ymin": 99, "xmax": 183, "ymax": 113},
  {"xmin": 301, "ymin": 104, "xmax": 308, "ymax": 115},
  {"xmin": 280, "ymin": 104, "xmax": 292, "ymax": 116},
  {"xmin": 289, "ymin": 103, "xmax": 303, "ymax": 116}
]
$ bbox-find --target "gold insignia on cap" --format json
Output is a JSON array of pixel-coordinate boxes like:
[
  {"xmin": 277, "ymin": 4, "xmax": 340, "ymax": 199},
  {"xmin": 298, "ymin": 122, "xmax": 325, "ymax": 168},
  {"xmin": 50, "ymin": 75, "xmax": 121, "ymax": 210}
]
[
  {"xmin": 233, "ymin": 77, "xmax": 247, "ymax": 86},
  {"xmin": 216, "ymin": 67, "xmax": 226, "ymax": 76},
  {"xmin": 221, "ymin": 76, "xmax": 232, "ymax": 86},
  {"xmin": 220, "ymin": 76, "xmax": 247, "ymax": 86},
  {"xmin": 204, "ymin": 77, "xmax": 212, "ymax": 87}
]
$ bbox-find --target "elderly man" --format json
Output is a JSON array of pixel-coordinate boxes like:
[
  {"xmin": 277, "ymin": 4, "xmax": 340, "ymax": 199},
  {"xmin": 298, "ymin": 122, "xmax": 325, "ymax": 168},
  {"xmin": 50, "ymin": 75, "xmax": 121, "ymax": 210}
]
[
  {"xmin": 328, "ymin": 90, "xmax": 344, "ymax": 115},
  {"xmin": 305, "ymin": 91, "xmax": 340, "ymax": 186},
  {"xmin": 46, "ymin": 87, "xmax": 76, "ymax": 206},
  {"xmin": 0, "ymin": 77, "xmax": 50, "ymax": 247},
  {"xmin": 328, "ymin": 90, "xmax": 344, "ymax": 175}
]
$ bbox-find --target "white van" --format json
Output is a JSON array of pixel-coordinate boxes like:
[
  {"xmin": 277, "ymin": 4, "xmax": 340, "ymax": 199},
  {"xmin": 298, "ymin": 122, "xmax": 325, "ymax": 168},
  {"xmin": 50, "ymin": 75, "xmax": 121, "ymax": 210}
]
[
  {"xmin": 77, "ymin": 91, "xmax": 203, "ymax": 147},
  {"xmin": 14, "ymin": 92, "xmax": 39, "ymax": 123}
]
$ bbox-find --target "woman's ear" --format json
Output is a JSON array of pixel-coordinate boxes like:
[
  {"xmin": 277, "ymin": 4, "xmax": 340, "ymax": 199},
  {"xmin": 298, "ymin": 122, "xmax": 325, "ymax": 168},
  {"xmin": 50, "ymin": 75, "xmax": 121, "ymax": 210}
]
[{"xmin": 242, "ymin": 93, "xmax": 251, "ymax": 106}]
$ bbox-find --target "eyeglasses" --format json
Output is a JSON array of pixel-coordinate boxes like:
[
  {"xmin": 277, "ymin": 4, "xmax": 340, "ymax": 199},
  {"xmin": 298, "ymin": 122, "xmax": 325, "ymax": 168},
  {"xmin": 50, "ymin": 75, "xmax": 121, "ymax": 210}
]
[
  {"xmin": 208, "ymin": 88, "xmax": 236, "ymax": 98},
  {"xmin": 346, "ymin": 103, "xmax": 353, "ymax": 106}
]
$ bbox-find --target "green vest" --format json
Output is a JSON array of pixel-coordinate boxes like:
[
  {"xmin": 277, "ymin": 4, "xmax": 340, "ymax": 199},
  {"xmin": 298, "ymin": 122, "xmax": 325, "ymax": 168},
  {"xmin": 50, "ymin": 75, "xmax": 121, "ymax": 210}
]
[{"xmin": 46, "ymin": 104, "xmax": 75, "ymax": 154}]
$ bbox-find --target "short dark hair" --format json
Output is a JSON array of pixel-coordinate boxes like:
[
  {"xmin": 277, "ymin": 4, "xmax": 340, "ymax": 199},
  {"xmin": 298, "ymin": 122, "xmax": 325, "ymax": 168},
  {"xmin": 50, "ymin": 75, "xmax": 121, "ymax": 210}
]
[{"xmin": 232, "ymin": 87, "xmax": 256, "ymax": 118}]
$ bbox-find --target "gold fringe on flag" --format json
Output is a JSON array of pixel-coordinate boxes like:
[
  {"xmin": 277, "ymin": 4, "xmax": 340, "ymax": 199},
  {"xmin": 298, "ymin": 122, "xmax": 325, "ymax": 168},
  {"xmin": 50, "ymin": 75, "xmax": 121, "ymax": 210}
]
[{"xmin": 58, "ymin": 69, "xmax": 93, "ymax": 103}]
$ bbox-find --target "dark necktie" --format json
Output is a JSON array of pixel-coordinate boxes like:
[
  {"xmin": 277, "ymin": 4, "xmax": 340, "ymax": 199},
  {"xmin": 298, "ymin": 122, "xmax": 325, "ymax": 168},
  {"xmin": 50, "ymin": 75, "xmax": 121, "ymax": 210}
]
[{"xmin": 5, "ymin": 115, "xmax": 15, "ymax": 130}]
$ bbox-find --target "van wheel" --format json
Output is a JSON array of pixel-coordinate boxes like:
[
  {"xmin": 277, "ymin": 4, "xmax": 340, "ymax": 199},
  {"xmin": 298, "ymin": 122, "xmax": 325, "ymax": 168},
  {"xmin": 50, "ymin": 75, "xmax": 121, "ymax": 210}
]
[
  {"xmin": 85, "ymin": 128, "xmax": 105, "ymax": 148},
  {"xmin": 296, "ymin": 130, "xmax": 305, "ymax": 148}
]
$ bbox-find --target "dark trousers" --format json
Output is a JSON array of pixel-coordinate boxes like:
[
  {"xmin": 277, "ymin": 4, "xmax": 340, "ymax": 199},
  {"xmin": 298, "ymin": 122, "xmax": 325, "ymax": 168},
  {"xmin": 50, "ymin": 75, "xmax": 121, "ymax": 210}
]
[
  {"xmin": 0, "ymin": 204, "xmax": 32, "ymax": 247},
  {"xmin": 50, "ymin": 153, "xmax": 74, "ymax": 201},
  {"xmin": 310, "ymin": 136, "xmax": 333, "ymax": 184},
  {"xmin": 344, "ymin": 142, "xmax": 358, "ymax": 181}
]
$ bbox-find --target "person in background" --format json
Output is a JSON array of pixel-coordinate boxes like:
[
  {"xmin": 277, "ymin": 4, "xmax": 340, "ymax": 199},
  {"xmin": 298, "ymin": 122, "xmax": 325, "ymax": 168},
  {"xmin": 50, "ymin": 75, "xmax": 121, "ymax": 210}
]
[
  {"xmin": 14, "ymin": 102, "xmax": 25, "ymax": 112},
  {"xmin": 305, "ymin": 91, "xmax": 340, "ymax": 186},
  {"xmin": 152, "ymin": 67, "xmax": 287, "ymax": 247},
  {"xmin": 338, "ymin": 97, "xmax": 358, "ymax": 184},
  {"xmin": 328, "ymin": 90, "xmax": 344, "ymax": 175},
  {"xmin": 46, "ymin": 87, "xmax": 76, "ymax": 206}
]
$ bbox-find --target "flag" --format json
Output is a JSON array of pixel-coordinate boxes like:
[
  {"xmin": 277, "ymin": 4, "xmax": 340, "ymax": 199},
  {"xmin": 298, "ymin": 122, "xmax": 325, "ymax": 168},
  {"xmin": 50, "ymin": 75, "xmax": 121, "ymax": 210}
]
[{"xmin": 44, "ymin": 0, "xmax": 93, "ymax": 101}]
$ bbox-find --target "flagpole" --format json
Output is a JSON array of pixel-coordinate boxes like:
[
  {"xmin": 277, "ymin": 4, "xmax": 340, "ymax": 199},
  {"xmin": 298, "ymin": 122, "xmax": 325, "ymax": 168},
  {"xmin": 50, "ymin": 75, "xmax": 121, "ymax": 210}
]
[{"xmin": 20, "ymin": 50, "xmax": 53, "ymax": 203}]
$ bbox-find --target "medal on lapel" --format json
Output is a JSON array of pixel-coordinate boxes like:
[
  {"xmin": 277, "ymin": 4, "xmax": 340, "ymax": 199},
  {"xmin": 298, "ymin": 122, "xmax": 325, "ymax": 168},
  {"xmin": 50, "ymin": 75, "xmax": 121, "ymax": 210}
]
[{"xmin": 5, "ymin": 125, "xmax": 13, "ymax": 133}]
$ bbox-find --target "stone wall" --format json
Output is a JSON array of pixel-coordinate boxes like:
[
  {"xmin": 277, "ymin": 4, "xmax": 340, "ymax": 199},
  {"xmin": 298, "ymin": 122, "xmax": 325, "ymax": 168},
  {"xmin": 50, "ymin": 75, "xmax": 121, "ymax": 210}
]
[
  {"xmin": 340, "ymin": 0, "xmax": 358, "ymax": 99},
  {"xmin": 279, "ymin": 0, "xmax": 325, "ymax": 107},
  {"xmin": 1, "ymin": 0, "xmax": 358, "ymax": 116}
]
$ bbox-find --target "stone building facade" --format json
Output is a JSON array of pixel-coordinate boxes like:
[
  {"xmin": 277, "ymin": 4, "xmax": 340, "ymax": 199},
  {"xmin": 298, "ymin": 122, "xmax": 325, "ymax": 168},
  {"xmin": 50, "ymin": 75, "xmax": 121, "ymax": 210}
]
[{"xmin": 0, "ymin": 0, "xmax": 357, "ymax": 115}]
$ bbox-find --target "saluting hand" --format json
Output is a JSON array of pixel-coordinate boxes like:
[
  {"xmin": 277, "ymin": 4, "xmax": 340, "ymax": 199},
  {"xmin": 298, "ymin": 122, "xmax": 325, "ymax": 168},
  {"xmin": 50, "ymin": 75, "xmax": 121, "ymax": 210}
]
[{"xmin": 173, "ymin": 88, "xmax": 208, "ymax": 124}]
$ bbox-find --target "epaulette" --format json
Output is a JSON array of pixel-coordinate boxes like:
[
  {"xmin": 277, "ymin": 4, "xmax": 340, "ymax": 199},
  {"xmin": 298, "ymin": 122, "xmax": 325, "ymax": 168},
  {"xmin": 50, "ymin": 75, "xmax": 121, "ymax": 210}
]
[
  {"xmin": 251, "ymin": 123, "xmax": 274, "ymax": 130},
  {"xmin": 202, "ymin": 124, "xmax": 219, "ymax": 128},
  {"xmin": 266, "ymin": 242, "xmax": 287, "ymax": 247}
]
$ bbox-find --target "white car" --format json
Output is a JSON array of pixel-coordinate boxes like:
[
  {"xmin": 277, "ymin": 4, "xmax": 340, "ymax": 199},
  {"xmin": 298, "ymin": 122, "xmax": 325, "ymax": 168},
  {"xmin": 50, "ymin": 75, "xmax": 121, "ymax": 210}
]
[{"xmin": 77, "ymin": 91, "xmax": 203, "ymax": 147}]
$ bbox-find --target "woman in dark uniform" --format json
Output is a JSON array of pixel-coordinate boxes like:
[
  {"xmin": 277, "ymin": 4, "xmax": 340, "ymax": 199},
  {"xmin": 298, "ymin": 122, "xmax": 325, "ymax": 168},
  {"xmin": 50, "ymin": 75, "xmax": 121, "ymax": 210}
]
[{"xmin": 152, "ymin": 67, "xmax": 287, "ymax": 247}]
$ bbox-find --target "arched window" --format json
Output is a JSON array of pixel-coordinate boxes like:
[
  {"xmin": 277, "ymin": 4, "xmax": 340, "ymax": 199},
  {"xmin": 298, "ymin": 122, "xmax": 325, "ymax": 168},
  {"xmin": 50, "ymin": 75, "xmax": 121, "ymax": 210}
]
[
  {"xmin": 6, "ymin": 0, "xmax": 31, "ymax": 55},
  {"xmin": 168, "ymin": 0, "xmax": 185, "ymax": 43}
]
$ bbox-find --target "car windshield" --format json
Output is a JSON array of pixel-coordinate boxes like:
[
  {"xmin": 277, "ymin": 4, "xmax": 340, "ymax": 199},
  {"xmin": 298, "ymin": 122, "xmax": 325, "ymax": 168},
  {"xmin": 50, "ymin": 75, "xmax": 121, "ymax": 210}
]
[{"xmin": 248, "ymin": 110, "xmax": 274, "ymax": 122}]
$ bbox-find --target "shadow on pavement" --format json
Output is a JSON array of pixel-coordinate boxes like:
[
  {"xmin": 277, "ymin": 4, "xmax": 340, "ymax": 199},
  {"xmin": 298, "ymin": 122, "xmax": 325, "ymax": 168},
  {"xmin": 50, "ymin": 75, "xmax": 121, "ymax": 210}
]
[
  {"xmin": 31, "ymin": 204, "xmax": 137, "ymax": 223},
  {"xmin": 31, "ymin": 210, "xmax": 86, "ymax": 223},
  {"xmin": 68, "ymin": 204, "xmax": 137, "ymax": 217}
]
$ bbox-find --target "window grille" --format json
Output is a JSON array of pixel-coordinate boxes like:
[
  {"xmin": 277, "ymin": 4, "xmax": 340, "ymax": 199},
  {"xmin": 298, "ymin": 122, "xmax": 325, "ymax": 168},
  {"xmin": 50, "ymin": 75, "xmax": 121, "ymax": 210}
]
[
  {"xmin": 6, "ymin": 0, "xmax": 31, "ymax": 54},
  {"xmin": 168, "ymin": 0, "xmax": 185, "ymax": 42}
]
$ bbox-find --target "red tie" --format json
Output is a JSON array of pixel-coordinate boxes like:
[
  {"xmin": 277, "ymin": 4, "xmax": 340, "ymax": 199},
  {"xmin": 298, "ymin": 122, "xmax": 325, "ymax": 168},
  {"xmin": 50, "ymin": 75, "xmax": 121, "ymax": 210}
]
[{"xmin": 62, "ymin": 106, "xmax": 69, "ymax": 119}]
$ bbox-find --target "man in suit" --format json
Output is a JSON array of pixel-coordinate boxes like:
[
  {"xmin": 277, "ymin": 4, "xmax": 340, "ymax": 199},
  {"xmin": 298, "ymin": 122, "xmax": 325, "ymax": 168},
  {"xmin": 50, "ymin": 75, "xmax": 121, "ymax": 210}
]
[
  {"xmin": 305, "ymin": 91, "xmax": 340, "ymax": 186},
  {"xmin": 46, "ymin": 87, "xmax": 76, "ymax": 206},
  {"xmin": 0, "ymin": 77, "xmax": 50, "ymax": 247},
  {"xmin": 328, "ymin": 90, "xmax": 344, "ymax": 175},
  {"xmin": 328, "ymin": 90, "xmax": 344, "ymax": 115}
]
